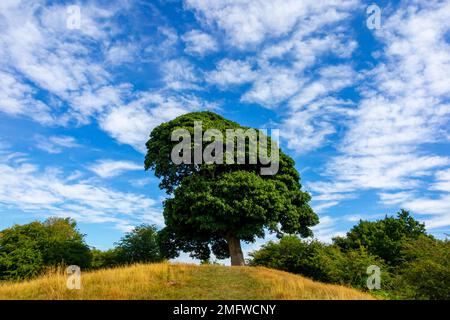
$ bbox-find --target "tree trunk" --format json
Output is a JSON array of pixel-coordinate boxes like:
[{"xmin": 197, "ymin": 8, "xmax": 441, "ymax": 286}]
[{"xmin": 226, "ymin": 235, "xmax": 245, "ymax": 266}]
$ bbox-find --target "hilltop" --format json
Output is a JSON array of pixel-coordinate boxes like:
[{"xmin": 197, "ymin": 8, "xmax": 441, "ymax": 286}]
[{"xmin": 0, "ymin": 263, "xmax": 374, "ymax": 300}]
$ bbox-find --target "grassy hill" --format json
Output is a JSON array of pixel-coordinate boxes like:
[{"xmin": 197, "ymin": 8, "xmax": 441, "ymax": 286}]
[{"xmin": 0, "ymin": 263, "xmax": 375, "ymax": 300}]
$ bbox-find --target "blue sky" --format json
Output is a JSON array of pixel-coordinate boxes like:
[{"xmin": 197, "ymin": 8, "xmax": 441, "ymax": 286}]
[{"xmin": 1, "ymin": 0, "xmax": 450, "ymax": 260}]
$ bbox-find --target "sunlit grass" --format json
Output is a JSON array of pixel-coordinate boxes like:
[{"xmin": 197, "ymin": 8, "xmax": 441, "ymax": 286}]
[{"xmin": 0, "ymin": 262, "xmax": 375, "ymax": 300}]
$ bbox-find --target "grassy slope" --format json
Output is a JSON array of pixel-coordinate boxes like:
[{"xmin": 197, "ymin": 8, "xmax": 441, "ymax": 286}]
[{"xmin": 0, "ymin": 263, "xmax": 375, "ymax": 300}]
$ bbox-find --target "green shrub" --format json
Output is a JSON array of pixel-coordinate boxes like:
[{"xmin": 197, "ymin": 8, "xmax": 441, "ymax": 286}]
[
  {"xmin": 249, "ymin": 235, "xmax": 390, "ymax": 290},
  {"xmin": 0, "ymin": 247, "xmax": 43, "ymax": 280},
  {"xmin": 90, "ymin": 248, "xmax": 123, "ymax": 269},
  {"xmin": 394, "ymin": 236, "xmax": 450, "ymax": 299},
  {"xmin": 115, "ymin": 224, "xmax": 164, "ymax": 264},
  {"xmin": 313, "ymin": 246, "xmax": 391, "ymax": 290},
  {"xmin": 249, "ymin": 236, "xmax": 325, "ymax": 276},
  {"xmin": 0, "ymin": 218, "xmax": 91, "ymax": 280}
]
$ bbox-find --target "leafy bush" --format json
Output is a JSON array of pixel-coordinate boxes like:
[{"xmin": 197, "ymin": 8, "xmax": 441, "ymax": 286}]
[
  {"xmin": 394, "ymin": 236, "xmax": 450, "ymax": 299},
  {"xmin": 115, "ymin": 224, "xmax": 164, "ymax": 264},
  {"xmin": 249, "ymin": 235, "xmax": 389, "ymax": 290},
  {"xmin": 0, "ymin": 247, "xmax": 43, "ymax": 280},
  {"xmin": 0, "ymin": 218, "xmax": 91, "ymax": 280},
  {"xmin": 90, "ymin": 248, "xmax": 123, "ymax": 269},
  {"xmin": 314, "ymin": 246, "xmax": 391, "ymax": 290},
  {"xmin": 249, "ymin": 236, "xmax": 325, "ymax": 277}
]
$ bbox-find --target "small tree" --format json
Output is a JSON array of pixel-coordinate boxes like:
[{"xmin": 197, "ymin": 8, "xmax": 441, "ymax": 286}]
[
  {"xmin": 115, "ymin": 225, "xmax": 163, "ymax": 264},
  {"xmin": 145, "ymin": 112, "xmax": 318, "ymax": 265}
]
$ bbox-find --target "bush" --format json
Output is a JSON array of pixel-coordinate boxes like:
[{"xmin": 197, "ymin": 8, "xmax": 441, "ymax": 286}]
[
  {"xmin": 0, "ymin": 247, "xmax": 43, "ymax": 280},
  {"xmin": 249, "ymin": 235, "xmax": 389, "ymax": 290},
  {"xmin": 0, "ymin": 218, "xmax": 92, "ymax": 280},
  {"xmin": 394, "ymin": 236, "xmax": 450, "ymax": 299},
  {"xmin": 314, "ymin": 246, "xmax": 391, "ymax": 290},
  {"xmin": 115, "ymin": 224, "xmax": 164, "ymax": 264},
  {"xmin": 249, "ymin": 236, "xmax": 325, "ymax": 277},
  {"xmin": 90, "ymin": 248, "xmax": 123, "ymax": 269}
]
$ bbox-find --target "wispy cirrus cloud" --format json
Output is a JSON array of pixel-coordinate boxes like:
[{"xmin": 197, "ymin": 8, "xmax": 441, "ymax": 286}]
[
  {"xmin": 88, "ymin": 159, "xmax": 142, "ymax": 178},
  {"xmin": 310, "ymin": 1, "xmax": 450, "ymax": 218},
  {"xmin": 35, "ymin": 135, "xmax": 80, "ymax": 154},
  {"xmin": 0, "ymin": 154, "xmax": 163, "ymax": 230}
]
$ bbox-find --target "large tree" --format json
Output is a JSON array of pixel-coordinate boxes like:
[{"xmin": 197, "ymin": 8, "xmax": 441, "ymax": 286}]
[{"xmin": 145, "ymin": 111, "xmax": 318, "ymax": 265}]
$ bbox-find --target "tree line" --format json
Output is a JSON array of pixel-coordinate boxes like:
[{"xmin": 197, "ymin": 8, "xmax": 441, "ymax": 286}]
[{"xmin": 0, "ymin": 210, "xmax": 448, "ymax": 299}]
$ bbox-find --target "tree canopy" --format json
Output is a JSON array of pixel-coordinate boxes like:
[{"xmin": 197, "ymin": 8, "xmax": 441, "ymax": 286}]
[{"xmin": 145, "ymin": 111, "xmax": 318, "ymax": 265}]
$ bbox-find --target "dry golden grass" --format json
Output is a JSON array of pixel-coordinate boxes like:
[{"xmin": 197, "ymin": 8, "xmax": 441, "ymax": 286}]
[{"xmin": 0, "ymin": 263, "xmax": 375, "ymax": 300}]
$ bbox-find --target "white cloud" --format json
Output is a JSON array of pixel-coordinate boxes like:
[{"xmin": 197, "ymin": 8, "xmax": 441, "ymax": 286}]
[
  {"xmin": 0, "ymin": 1, "xmax": 218, "ymax": 155},
  {"xmin": 130, "ymin": 177, "xmax": 153, "ymax": 188},
  {"xmin": 379, "ymin": 168, "xmax": 450, "ymax": 230},
  {"xmin": 289, "ymin": 65, "xmax": 355, "ymax": 110},
  {"xmin": 280, "ymin": 98, "xmax": 354, "ymax": 154},
  {"xmin": 185, "ymin": 0, "xmax": 359, "ymax": 49},
  {"xmin": 36, "ymin": 135, "xmax": 80, "ymax": 154},
  {"xmin": 106, "ymin": 43, "xmax": 138, "ymax": 65},
  {"xmin": 430, "ymin": 168, "xmax": 450, "ymax": 192},
  {"xmin": 312, "ymin": 201, "xmax": 339, "ymax": 213},
  {"xmin": 67, "ymin": 84, "xmax": 131, "ymax": 125},
  {"xmin": 400, "ymin": 193, "xmax": 450, "ymax": 230},
  {"xmin": 190, "ymin": 1, "xmax": 359, "ymax": 154},
  {"xmin": 99, "ymin": 92, "xmax": 215, "ymax": 152},
  {"xmin": 89, "ymin": 159, "xmax": 142, "ymax": 178},
  {"xmin": 309, "ymin": 1, "xmax": 450, "ymax": 216},
  {"xmin": 311, "ymin": 216, "xmax": 345, "ymax": 243},
  {"xmin": 206, "ymin": 59, "xmax": 256, "ymax": 87},
  {"xmin": 378, "ymin": 191, "xmax": 414, "ymax": 206},
  {"xmin": 0, "ymin": 1, "xmax": 129, "ymax": 127},
  {"xmin": 145, "ymin": 27, "xmax": 179, "ymax": 57},
  {"xmin": 241, "ymin": 68, "xmax": 302, "ymax": 107},
  {"xmin": 0, "ymin": 70, "xmax": 54, "ymax": 124},
  {"xmin": 182, "ymin": 29, "xmax": 218, "ymax": 56},
  {"xmin": 0, "ymin": 157, "xmax": 163, "ymax": 229},
  {"xmin": 161, "ymin": 58, "xmax": 200, "ymax": 90}
]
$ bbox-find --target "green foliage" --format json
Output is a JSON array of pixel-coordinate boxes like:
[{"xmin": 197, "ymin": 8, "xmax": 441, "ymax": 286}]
[
  {"xmin": 322, "ymin": 247, "xmax": 390, "ymax": 290},
  {"xmin": 115, "ymin": 225, "xmax": 164, "ymax": 264},
  {"xmin": 0, "ymin": 247, "xmax": 43, "ymax": 280},
  {"xmin": 333, "ymin": 210, "xmax": 427, "ymax": 266},
  {"xmin": 145, "ymin": 111, "xmax": 318, "ymax": 262},
  {"xmin": 250, "ymin": 213, "xmax": 450, "ymax": 299},
  {"xmin": 248, "ymin": 236, "xmax": 325, "ymax": 277},
  {"xmin": 90, "ymin": 248, "xmax": 123, "ymax": 269},
  {"xmin": 394, "ymin": 236, "xmax": 450, "ymax": 299},
  {"xmin": 0, "ymin": 218, "xmax": 91, "ymax": 280},
  {"xmin": 249, "ymin": 235, "xmax": 388, "ymax": 290}
]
